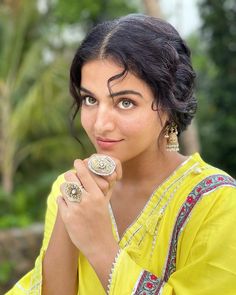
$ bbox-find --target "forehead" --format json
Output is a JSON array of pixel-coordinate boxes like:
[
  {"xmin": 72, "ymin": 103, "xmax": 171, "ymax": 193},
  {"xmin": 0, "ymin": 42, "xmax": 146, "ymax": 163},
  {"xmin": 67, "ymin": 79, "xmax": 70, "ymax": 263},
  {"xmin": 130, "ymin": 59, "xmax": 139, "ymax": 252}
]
[{"xmin": 81, "ymin": 58, "xmax": 152, "ymax": 96}]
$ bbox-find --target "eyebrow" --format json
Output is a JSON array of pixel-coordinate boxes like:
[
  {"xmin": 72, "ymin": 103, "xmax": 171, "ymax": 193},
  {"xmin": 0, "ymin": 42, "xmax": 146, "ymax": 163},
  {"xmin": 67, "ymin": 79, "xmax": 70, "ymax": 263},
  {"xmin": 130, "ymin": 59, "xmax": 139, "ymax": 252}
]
[{"xmin": 79, "ymin": 86, "xmax": 143, "ymax": 98}]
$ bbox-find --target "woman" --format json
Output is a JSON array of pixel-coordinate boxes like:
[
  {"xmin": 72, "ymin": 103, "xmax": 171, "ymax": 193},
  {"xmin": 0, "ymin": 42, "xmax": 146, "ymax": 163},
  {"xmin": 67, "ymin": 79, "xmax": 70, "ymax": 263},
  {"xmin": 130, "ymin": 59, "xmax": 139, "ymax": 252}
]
[{"xmin": 7, "ymin": 14, "xmax": 236, "ymax": 295}]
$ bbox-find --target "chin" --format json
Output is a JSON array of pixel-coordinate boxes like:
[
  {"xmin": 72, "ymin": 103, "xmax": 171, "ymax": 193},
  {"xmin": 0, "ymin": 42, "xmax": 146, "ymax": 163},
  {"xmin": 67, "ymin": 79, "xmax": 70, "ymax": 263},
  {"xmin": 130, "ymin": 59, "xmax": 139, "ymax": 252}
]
[{"xmin": 94, "ymin": 148, "xmax": 123, "ymax": 162}]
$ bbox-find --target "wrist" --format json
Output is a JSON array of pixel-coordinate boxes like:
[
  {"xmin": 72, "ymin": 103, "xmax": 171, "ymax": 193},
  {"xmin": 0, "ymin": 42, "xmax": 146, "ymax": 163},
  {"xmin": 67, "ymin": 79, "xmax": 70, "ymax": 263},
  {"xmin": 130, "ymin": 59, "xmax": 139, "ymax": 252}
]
[
  {"xmin": 88, "ymin": 241, "xmax": 120, "ymax": 267},
  {"xmin": 86, "ymin": 242, "xmax": 120, "ymax": 290}
]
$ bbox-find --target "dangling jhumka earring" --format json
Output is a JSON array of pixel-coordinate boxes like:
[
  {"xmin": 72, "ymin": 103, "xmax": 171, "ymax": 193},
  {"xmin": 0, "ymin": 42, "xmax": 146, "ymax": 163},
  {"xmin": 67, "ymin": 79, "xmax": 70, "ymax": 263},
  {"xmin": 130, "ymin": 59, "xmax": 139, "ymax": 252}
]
[{"xmin": 164, "ymin": 122, "xmax": 179, "ymax": 152}]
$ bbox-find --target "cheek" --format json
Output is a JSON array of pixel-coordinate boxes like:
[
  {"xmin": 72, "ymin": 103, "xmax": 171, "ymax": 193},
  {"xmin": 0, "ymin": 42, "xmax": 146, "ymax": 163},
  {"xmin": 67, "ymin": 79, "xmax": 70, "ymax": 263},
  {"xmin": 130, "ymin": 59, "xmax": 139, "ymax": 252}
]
[
  {"xmin": 81, "ymin": 110, "xmax": 91, "ymax": 132},
  {"xmin": 119, "ymin": 117, "xmax": 141, "ymax": 135},
  {"xmin": 121, "ymin": 112, "xmax": 161, "ymax": 136}
]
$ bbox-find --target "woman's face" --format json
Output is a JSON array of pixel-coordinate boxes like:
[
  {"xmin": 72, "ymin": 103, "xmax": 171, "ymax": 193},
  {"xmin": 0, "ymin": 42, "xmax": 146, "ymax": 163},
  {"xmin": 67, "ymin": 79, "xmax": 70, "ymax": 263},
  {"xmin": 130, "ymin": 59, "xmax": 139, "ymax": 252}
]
[{"xmin": 80, "ymin": 58, "xmax": 167, "ymax": 163}]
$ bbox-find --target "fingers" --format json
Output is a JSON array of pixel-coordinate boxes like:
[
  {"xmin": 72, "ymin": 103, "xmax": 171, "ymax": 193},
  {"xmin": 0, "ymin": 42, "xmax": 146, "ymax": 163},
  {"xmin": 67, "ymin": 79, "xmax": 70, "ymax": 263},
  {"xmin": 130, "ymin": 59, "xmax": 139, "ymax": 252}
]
[
  {"xmin": 65, "ymin": 154, "xmax": 123, "ymax": 199},
  {"xmin": 83, "ymin": 155, "xmax": 122, "ymax": 191},
  {"xmin": 74, "ymin": 159, "xmax": 104, "ymax": 196},
  {"xmin": 64, "ymin": 170, "xmax": 81, "ymax": 183},
  {"xmin": 60, "ymin": 171, "xmax": 84, "ymax": 206},
  {"xmin": 83, "ymin": 158, "xmax": 115, "ymax": 192}
]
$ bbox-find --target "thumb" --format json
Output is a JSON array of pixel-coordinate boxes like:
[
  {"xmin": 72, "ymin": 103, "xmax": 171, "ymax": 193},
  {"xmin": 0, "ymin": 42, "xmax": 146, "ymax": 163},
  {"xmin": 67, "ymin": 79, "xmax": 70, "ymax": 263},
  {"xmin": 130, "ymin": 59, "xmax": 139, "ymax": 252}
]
[{"xmin": 106, "ymin": 188, "xmax": 114, "ymax": 202}]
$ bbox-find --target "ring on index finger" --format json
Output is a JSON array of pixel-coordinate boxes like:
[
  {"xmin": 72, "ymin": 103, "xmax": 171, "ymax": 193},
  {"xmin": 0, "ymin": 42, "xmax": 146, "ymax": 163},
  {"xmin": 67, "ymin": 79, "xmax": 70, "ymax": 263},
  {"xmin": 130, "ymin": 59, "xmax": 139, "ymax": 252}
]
[
  {"xmin": 62, "ymin": 182, "xmax": 84, "ymax": 203},
  {"xmin": 88, "ymin": 155, "xmax": 116, "ymax": 176}
]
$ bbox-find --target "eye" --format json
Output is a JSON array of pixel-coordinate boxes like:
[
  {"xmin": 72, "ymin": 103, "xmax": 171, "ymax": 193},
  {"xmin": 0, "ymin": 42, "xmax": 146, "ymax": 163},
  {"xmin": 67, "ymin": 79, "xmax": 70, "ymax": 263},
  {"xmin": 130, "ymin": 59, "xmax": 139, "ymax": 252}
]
[
  {"xmin": 118, "ymin": 99, "xmax": 135, "ymax": 109},
  {"xmin": 82, "ymin": 96, "xmax": 97, "ymax": 106}
]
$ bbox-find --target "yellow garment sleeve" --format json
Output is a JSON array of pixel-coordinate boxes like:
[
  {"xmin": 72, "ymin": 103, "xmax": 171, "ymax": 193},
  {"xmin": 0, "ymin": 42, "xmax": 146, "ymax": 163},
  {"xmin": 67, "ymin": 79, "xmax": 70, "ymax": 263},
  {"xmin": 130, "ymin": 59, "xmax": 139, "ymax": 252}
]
[
  {"xmin": 5, "ymin": 174, "xmax": 64, "ymax": 295},
  {"xmin": 109, "ymin": 186, "xmax": 236, "ymax": 295}
]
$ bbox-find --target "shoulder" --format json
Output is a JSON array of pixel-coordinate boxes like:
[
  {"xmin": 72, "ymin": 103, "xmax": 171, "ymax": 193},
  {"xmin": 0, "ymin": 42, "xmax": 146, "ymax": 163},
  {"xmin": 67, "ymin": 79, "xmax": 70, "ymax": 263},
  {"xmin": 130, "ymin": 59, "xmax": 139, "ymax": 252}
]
[
  {"xmin": 175, "ymin": 153, "xmax": 236, "ymax": 209},
  {"xmin": 187, "ymin": 153, "xmax": 236, "ymax": 194},
  {"xmin": 178, "ymin": 156, "xmax": 236, "ymax": 244},
  {"xmin": 178, "ymin": 153, "xmax": 236, "ymax": 220},
  {"xmin": 185, "ymin": 154, "xmax": 236, "ymax": 219}
]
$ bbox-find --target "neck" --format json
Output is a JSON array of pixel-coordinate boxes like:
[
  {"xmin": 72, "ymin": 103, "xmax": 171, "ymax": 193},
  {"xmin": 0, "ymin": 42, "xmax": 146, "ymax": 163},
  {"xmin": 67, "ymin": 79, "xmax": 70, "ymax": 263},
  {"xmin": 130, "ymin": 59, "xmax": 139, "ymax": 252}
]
[{"xmin": 120, "ymin": 149, "xmax": 187, "ymax": 187}]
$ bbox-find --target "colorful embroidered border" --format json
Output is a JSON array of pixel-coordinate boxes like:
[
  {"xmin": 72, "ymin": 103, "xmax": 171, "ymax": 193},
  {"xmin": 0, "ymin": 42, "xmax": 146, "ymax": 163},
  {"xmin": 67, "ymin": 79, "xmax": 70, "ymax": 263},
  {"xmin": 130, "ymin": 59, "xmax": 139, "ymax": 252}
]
[
  {"xmin": 133, "ymin": 174, "xmax": 235, "ymax": 294},
  {"xmin": 163, "ymin": 174, "xmax": 236, "ymax": 281},
  {"xmin": 132, "ymin": 270, "xmax": 164, "ymax": 295}
]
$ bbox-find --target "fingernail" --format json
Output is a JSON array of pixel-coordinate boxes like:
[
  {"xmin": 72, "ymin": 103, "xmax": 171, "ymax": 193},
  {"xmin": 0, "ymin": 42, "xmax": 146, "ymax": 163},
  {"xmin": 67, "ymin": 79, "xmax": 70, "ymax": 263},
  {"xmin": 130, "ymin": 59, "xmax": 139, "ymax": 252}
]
[{"xmin": 75, "ymin": 158, "xmax": 83, "ymax": 166}]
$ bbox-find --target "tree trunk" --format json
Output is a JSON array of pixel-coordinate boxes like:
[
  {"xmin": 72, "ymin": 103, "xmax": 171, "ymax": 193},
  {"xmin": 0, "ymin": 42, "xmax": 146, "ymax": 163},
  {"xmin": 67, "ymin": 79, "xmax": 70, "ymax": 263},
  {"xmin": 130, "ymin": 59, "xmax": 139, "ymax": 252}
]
[
  {"xmin": 0, "ymin": 83, "xmax": 15, "ymax": 194},
  {"xmin": 143, "ymin": 0, "xmax": 162, "ymax": 17},
  {"xmin": 180, "ymin": 120, "xmax": 200, "ymax": 155},
  {"xmin": 2, "ymin": 160, "xmax": 14, "ymax": 194}
]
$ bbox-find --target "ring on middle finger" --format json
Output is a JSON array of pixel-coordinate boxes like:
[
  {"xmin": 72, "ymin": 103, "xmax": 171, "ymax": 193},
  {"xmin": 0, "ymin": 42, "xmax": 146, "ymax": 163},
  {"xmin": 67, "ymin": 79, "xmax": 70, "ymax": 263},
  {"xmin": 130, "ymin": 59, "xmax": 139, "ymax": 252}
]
[
  {"xmin": 62, "ymin": 181, "xmax": 84, "ymax": 203},
  {"xmin": 88, "ymin": 154, "xmax": 116, "ymax": 176}
]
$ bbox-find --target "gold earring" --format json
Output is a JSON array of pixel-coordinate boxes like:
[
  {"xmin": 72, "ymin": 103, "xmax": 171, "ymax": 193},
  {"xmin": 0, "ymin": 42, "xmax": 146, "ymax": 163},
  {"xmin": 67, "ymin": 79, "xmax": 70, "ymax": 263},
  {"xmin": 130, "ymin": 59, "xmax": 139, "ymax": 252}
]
[{"xmin": 164, "ymin": 123, "xmax": 179, "ymax": 152}]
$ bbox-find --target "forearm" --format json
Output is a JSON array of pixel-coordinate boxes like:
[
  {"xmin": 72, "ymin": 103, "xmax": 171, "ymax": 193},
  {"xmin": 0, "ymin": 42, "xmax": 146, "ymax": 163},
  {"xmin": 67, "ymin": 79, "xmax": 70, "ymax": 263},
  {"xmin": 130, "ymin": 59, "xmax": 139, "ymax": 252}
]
[
  {"xmin": 87, "ymin": 240, "xmax": 120, "ymax": 291},
  {"xmin": 42, "ymin": 211, "xmax": 78, "ymax": 295}
]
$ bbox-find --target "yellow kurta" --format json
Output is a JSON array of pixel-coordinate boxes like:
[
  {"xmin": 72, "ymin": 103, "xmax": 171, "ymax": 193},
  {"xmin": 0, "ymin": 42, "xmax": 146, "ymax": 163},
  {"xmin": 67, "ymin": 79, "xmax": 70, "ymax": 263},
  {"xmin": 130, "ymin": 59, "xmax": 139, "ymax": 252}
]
[{"xmin": 6, "ymin": 153, "xmax": 236, "ymax": 295}]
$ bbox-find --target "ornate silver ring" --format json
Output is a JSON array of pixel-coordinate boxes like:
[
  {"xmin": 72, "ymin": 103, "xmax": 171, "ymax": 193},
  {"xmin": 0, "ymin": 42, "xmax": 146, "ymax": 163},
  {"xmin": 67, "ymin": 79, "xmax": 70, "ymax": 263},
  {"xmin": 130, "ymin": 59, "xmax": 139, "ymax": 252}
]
[
  {"xmin": 62, "ymin": 182, "xmax": 83, "ymax": 203},
  {"xmin": 88, "ymin": 155, "xmax": 116, "ymax": 176}
]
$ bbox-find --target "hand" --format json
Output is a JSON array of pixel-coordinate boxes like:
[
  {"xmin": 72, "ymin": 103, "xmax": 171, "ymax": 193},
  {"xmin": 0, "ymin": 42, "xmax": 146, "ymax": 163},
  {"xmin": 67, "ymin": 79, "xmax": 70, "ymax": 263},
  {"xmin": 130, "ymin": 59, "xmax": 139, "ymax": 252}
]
[
  {"xmin": 57, "ymin": 155, "xmax": 122, "ymax": 261},
  {"xmin": 83, "ymin": 156, "xmax": 122, "ymax": 196}
]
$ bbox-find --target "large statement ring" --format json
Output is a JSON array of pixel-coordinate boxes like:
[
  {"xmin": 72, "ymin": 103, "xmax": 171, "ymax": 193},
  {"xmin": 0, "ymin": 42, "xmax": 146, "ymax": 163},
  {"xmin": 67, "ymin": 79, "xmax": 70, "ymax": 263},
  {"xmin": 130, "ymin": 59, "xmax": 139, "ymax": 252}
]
[
  {"xmin": 88, "ymin": 155, "xmax": 116, "ymax": 176},
  {"xmin": 62, "ymin": 182, "xmax": 83, "ymax": 203}
]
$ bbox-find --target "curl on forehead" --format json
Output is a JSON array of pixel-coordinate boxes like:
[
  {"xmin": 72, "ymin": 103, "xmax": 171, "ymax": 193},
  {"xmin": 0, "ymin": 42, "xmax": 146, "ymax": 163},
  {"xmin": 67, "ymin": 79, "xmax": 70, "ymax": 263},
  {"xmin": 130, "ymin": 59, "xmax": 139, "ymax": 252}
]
[
  {"xmin": 80, "ymin": 58, "xmax": 154, "ymax": 106},
  {"xmin": 80, "ymin": 58, "xmax": 127, "ymax": 101}
]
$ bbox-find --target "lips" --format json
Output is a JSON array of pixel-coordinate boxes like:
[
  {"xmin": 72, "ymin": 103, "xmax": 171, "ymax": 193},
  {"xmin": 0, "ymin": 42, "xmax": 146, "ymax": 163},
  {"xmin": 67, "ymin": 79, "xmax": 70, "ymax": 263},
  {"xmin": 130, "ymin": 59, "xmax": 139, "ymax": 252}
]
[
  {"xmin": 96, "ymin": 137, "xmax": 122, "ymax": 142},
  {"xmin": 96, "ymin": 137, "xmax": 123, "ymax": 149}
]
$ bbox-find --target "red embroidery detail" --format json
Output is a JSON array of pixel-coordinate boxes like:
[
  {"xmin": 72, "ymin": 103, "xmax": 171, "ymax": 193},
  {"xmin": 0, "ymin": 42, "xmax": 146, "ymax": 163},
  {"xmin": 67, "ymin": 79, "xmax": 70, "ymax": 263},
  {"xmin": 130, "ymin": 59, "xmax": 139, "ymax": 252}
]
[
  {"xmin": 150, "ymin": 274, "xmax": 157, "ymax": 280},
  {"xmin": 146, "ymin": 282, "xmax": 153, "ymax": 288},
  {"xmin": 206, "ymin": 179, "xmax": 213, "ymax": 185},
  {"xmin": 133, "ymin": 271, "xmax": 163, "ymax": 294},
  {"xmin": 187, "ymin": 196, "xmax": 193, "ymax": 203}
]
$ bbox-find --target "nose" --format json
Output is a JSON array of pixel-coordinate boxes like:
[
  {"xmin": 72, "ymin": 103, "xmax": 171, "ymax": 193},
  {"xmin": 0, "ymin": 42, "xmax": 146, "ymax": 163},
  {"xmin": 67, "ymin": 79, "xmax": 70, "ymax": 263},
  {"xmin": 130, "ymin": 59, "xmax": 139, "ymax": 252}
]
[{"xmin": 94, "ymin": 104, "xmax": 115, "ymax": 134}]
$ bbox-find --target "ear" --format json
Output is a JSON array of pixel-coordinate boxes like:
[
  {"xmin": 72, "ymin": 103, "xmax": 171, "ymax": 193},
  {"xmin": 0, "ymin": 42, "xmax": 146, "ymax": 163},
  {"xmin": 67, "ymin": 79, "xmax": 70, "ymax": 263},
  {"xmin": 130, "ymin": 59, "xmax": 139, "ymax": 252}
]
[{"xmin": 157, "ymin": 108, "xmax": 169, "ymax": 128}]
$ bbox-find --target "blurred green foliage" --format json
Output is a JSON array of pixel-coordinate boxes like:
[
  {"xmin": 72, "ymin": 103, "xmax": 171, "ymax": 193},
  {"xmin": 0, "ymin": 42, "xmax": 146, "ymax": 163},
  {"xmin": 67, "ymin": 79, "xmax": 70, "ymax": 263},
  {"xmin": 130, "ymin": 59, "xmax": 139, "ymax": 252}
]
[
  {"xmin": 0, "ymin": 0, "xmax": 139, "ymax": 228},
  {"xmin": 197, "ymin": 0, "xmax": 236, "ymax": 175},
  {"xmin": 0, "ymin": 261, "xmax": 14, "ymax": 285},
  {"xmin": 52, "ymin": 0, "xmax": 138, "ymax": 27}
]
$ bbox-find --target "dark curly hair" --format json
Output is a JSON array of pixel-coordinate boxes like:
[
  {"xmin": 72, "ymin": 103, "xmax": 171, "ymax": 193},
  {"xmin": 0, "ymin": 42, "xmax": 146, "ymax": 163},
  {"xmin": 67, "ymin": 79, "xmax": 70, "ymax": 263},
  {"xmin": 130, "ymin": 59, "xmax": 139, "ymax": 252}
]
[{"xmin": 70, "ymin": 14, "xmax": 197, "ymax": 135}]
